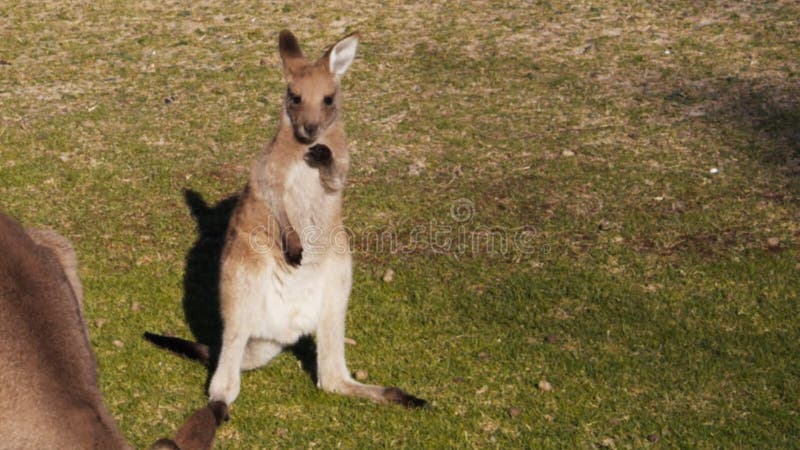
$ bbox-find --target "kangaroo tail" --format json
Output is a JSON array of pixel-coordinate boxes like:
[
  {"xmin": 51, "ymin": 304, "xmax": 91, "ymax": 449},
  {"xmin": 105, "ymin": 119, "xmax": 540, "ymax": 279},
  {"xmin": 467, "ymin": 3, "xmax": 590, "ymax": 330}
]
[{"xmin": 143, "ymin": 332, "xmax": 212, "ymax": 367}]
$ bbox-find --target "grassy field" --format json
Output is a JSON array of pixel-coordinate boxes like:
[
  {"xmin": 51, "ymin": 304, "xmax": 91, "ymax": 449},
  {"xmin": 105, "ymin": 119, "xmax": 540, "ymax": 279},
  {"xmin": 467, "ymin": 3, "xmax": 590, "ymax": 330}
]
[{"xmin": 2, "ymin": 1, "xmax": 799, "ymax": 448}]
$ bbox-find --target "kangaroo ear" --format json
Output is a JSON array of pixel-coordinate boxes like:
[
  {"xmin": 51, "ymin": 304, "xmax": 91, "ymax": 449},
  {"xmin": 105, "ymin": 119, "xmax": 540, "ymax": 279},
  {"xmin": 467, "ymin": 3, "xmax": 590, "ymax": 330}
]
[
  {"xmin": 149, "ymin": 402, "xmax": 228, "ymax": 450},
  {"xmin": 183, "ymin": 189, "xmax": 210, "ymax": 219},
  {"xmin": 279, "ymin": 30, "xmax": 304, "ymax": 76},
  {"xmin": 326, "ymin": 32, "xmax": 359, "ymax": 79}
]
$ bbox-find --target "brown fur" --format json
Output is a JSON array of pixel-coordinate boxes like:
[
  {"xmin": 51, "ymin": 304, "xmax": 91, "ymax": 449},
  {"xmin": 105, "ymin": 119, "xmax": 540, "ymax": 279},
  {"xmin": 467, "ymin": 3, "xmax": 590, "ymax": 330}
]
[
  {"xmin": 25, "ymin": 228, "xmax": 84, "ymax": 307},
  {"xmin": 0, "ymin": 212, "xmax": 225, "ymax": 449},
  {"xmin": 0, "ymin": 212, "xmax": 129, "ymax": 449}
]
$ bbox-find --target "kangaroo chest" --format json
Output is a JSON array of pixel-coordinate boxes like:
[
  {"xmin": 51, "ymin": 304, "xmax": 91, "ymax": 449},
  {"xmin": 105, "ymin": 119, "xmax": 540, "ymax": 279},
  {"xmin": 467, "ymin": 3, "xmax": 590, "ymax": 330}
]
[
  {"xmin": 282, "ymin": 161, "xmax": 340, "ymax": 252},
  {"xmin": 247, "ymin": 161, "xmax": 342, "ymax": 343}
]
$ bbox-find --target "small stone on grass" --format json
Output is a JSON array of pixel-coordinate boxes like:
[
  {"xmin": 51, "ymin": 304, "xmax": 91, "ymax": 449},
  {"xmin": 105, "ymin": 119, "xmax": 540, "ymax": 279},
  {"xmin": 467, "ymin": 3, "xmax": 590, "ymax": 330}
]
[
  {"xmin": 538, "ymin": 380, "xmax": 553, "ymax": 392},
  {"xmin": 482, "ymin": 420, "xmax": 498, "ymax": 433},
  {"xmin": 600, "ymin": 437, "xmax": 616, "ymax": 448},
  {"xmin": 407, "ymin": 159, "xmax": 426, "ymax": 176},
  {"xmin": 382, "ymin": 268, "xmax": 395, "ymax": 283}
]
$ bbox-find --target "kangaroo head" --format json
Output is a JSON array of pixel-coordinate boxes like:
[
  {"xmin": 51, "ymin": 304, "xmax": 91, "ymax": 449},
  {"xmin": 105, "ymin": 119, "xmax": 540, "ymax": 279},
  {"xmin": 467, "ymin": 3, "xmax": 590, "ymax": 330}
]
[{"xmin": 278, "ymin": 30, "xmax": 359, "ymax": 144}]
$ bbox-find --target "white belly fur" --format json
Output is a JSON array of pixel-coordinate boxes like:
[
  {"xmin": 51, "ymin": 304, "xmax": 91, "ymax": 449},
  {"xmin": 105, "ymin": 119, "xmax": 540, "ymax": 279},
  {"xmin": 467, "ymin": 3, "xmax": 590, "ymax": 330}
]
[
  {"xmin": 241, "ymin": 161, "xmax": 347, "ymax": 345},
  {"xmin": 242, "ymin": 261, "xmax": 323, "ymax": 344}
]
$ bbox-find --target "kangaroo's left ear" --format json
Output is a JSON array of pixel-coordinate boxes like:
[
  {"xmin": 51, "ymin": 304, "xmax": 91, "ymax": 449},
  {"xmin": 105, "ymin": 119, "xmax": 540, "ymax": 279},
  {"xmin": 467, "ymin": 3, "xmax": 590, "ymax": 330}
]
[{"xmin": 324, "ymin": 32, "xmax": 359, "ymax": 80}]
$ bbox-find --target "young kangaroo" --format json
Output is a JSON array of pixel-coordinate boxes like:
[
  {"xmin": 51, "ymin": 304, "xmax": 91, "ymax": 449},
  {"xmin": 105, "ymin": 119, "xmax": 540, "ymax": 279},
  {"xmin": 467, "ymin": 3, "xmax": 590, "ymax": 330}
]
[
  {"xmin": 0, "ymin": 212, "xmax": 227, "ymax": 450},
  {"xmin": 146, "ymin": 30, "xmax": 425, "ymax": 409}
]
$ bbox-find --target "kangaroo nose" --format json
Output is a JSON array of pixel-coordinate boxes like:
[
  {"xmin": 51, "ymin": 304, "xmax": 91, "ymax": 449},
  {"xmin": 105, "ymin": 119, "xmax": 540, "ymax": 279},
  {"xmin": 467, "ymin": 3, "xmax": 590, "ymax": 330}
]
[{"xmin": 304, "ymin": 124, "xmax": 318, "ymax": 136}]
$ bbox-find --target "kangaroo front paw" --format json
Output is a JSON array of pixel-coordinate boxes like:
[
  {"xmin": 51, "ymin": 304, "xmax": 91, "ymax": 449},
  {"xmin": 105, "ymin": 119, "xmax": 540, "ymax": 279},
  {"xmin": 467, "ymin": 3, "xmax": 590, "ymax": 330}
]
[
  {"xmin": 383, "ymin": 387, "xmax": 428, "ymax": 408},
  {"xmin": 281, "ymin": 228, "xmax": 303, "ymax": 266},
  {"xmin": 304, "ymin": 144, "xmax": 333, "ymax": 168}
]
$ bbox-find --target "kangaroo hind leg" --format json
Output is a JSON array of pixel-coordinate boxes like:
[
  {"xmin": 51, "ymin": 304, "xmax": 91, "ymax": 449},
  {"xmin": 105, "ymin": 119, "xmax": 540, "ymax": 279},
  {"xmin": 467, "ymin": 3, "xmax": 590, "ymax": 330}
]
[
  {"xmin": 208, "ymin": 330, "xmax": 248, "ymax": 405},
  {"xmin": 314, "ymin": 260, "xmax": 426, "ymax": 408}
]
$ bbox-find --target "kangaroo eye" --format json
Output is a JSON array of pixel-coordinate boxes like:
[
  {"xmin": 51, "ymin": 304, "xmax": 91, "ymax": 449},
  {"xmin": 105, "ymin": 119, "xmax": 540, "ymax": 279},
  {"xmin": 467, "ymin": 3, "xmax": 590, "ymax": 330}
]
[
  {"xmin": 323, "ymin": 95, "xmax": 334, "ymax": 106},
  {"xmin": 287, "ymin": 89, "xmax": 301, "ymax": 104}
]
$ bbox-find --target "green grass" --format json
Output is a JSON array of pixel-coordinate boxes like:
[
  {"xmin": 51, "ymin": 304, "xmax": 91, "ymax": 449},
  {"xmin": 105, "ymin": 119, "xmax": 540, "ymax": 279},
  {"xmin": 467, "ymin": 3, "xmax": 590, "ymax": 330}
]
[{"xmin": 2, "ymin": 1, "xmax": 799, "ymax": 448}]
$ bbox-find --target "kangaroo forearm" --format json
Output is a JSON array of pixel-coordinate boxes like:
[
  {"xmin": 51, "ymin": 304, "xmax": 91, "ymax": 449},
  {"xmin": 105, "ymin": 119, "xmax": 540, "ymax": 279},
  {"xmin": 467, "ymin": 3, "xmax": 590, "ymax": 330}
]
[
  {"xmin": 304, "ymin": 144, "xmax": 347, "ymax": 192},
  {"xmin": 276, "ymin": 208, "xmax": 302, "ymax": 266}
]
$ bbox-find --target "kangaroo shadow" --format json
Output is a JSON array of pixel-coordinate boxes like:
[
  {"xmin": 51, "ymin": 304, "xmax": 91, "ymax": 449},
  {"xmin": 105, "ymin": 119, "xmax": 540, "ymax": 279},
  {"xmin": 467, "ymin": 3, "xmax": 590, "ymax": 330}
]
[
  {"xmin": 180, "ymin": 189, "xmax": 319, "ymax": 385},
  {"xmin": 182, "ymin": 189, "xmax": 238, "ymax": 348},
  {"xmin": 288, "ymin": 335, "xmax": 318, "ymax": 385}
]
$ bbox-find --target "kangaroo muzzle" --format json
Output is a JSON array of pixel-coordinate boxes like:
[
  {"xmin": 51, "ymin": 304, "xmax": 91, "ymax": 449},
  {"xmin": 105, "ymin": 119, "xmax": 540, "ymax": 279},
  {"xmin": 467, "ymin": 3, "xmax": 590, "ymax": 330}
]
[{"xmin": 293, "ymin": 122, "xmax": 320, "ymax": 144}]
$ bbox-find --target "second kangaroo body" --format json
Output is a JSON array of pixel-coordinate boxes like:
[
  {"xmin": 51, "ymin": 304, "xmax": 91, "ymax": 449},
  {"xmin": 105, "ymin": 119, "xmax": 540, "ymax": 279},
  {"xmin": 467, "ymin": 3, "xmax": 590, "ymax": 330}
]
[{"xmin": 147, "ymin": 30, "xmax": 425, "ymax": 409}]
